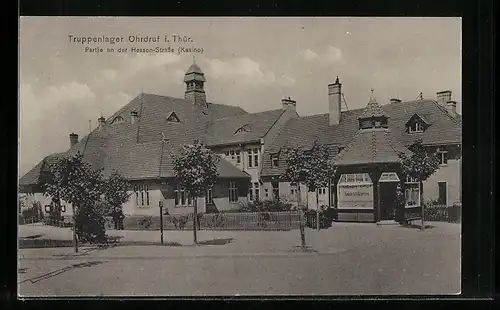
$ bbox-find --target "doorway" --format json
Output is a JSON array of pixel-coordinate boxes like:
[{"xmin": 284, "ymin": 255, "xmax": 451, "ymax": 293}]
[{"xmin": 378, "ymin": 182, "xmax": 398, "ymax": 221}]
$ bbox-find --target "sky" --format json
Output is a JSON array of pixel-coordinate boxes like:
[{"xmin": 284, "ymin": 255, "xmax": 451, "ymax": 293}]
[{"xmin": 19, "ymin": 17, "xmax": 462, "ymax": 177}]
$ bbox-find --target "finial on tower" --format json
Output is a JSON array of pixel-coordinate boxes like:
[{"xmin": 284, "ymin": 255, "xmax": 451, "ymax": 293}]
[
  {"xmin": 335, "ymin": 76, "xmax": 339, "ymax": 84},
  {"xmin": 193, "ymin": 55, "xmax": 196, "ymax": 64}
]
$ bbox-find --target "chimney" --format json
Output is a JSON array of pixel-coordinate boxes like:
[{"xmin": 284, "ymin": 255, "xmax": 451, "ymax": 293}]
[
  {"xmin": 69, "ymin": 133, "xmax": 78, "ymax": 148},
  {"xmin": 130, "ymin": 110, "xmax": 138, "ymax": 124},
  {"xmin": 390, "ymin": 98, "xmax": 402, "ymax": 104},
  {"xmin": 446, "ymin": 100, "xmax": 457, "ymax": 116},
  {"xmin": 281, "ymin": 97, "xmax": 296, "ymax": 113},
  {"xmin": 98, "ymin": 116, "xmax": 106, "ymax": 131},
  {"xmin": 436, "ymin": 90, "xmax": 452, "ymax": 107},
  {"xmin": 328, "ymin": 76, "xmax": 342, "ymax": 126}
]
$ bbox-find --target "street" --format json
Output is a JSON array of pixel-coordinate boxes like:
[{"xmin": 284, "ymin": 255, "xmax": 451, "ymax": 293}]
[{"xmin": 18, "ymin": 223, "xmax": 461, "ymax": 296}]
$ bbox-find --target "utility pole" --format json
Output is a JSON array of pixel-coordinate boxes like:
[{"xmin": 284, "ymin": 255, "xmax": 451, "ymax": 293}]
[{"xmin": 159, "ymin": 201, "xmax": 164, "ymax": 245}]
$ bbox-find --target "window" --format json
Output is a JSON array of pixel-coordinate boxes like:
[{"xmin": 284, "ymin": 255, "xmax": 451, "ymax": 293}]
[
  {"xmin": 338, "ymin": 173, "xmax": 372, "ymax": 184},
  {"xmin": 247, "ymin": 148, "xmax": 260, "ymax": 168},
  {"xmin": 134, "ymin": 184, "xmax": 150, "ymax": 207},
  {"xmin": 405, "ymin": 177, "xmax": 420, "ymax": 207},
  {"xmin": 338, "ymin": 147, "xmax": 344, "ymax": 154},
  {"xmin": 236, "ymin": 150, "xmax": 241, "ymax": 164},
  {"xmin": 205, "ymin": 187, "xmax": 214, "ymax": 205},
  {"xmin": 438, "ymin": 182, "xmax": 447, "ymax": 205},
  {"xmin": 379, "ymin": 172, "xmax": 401, "ymax": 183},
  {"xmin": 253, "ymin": 148, "xmax": 260, "ymax": 167},
  {"xmin": 230, "ymin": 150, "xmax": 235, "ymax": 160},
  {"xmin": 264, "ymin": 188, "xmax": 269, "ymax": 197},
  {"xmin": 271, "ymin": 181, "xmax": 279, "ymax": 199},
  {"xmin": 251, "ymin": 182, "xmax": 260, "ymax": 201},
  {"xmin": 225, "ymin": 151, "xmax": 229, "ymax": 157},
  {"xmin": 229, "ymin": 181, "xmax": 238, "ymax": 203},
  {"xmin": 408, "ymin": 122, "xmax": 424, "ymax": 133},
  {"xmin": 271, "ymin": 154, "xmax": 279, "ymax": 167},
  {"xmin": 290, "ymin": 183, "xmax": 297, "ymax": 196},
  {"xmin": 318, "ymin": 187, "xmax": 327, "ymax": 195},
  {"xmin": 175, "ymin": 185, "xmax": 193, "ymax": 207},
  {"xmin": 248, "ymin": 151, "xmax": 253, "ymax": 168},
  {"xmin": 438, "ymin": 151, "xmax": 448, "ymax": 165}
]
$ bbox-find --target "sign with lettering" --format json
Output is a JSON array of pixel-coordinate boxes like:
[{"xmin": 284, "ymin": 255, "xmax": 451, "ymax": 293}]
[{"xmin": 338, "ymin": 184, "xmax": 374, "ymax": 209}]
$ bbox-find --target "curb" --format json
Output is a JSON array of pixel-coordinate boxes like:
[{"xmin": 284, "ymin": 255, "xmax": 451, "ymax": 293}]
[{"xmin": 19, "ymin": 249, "xmax": 348, "ymax": 261}]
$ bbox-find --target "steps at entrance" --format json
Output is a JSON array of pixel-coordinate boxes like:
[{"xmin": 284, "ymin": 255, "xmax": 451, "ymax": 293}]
[{"xmin": 376, "ymin": 220, "xmax": 399, "ymax": 226}]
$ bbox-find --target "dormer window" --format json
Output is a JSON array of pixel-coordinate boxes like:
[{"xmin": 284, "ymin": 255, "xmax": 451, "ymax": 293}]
[
  {"xmin": 409, "ymin": 122, "xmax": 424, "ymax": 133},
  {"xmin": 234, "ymin": 124, "xmax": 250, "ymax": 134},
  {"xmin": 166, "ymin": 112, "xmax": 180, "ymax": 123},
  {"xmin": 111, "ymin": 116, "xmax": 125, "ymax": 124},
  {"xmin": 406, "ymin": 114, "xmax": 430, "ymax": 133},
  {"xmin": 271, "ymin": 153, "xmax": 279, "ymax": 167}
]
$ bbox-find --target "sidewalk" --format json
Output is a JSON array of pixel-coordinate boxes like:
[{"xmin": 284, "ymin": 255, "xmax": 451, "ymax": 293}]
[{"xmin": 19, "ymin": 221, "xmax": 460, "ymax": 259}]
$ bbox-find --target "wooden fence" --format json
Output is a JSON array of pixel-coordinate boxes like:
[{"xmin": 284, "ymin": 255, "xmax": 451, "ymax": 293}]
[{"xmin": 109, "ymin": 211, "xmax": 303, "ymax": 231}]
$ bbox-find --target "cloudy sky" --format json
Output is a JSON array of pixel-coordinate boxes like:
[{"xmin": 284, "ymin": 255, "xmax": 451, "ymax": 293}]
[{"xmin": 19, "ymin": 17, "xmax": 461, "ymax": 176}]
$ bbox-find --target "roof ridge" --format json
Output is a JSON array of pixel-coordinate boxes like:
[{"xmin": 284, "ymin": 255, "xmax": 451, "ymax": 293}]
[
  {"xmin": 428, "ymin": 99, "xmax": 462, "ymax": 127},
  {"xmin": 260, "ymin": 109, "xmax": 286, "ymax": 139},
  {"xmin": 371, "ymin": 130, "xmax": 377, "ymax": 163},
  {"xmin": 383, "ymin": 130, "xmax": 407, "ymax": 159}
]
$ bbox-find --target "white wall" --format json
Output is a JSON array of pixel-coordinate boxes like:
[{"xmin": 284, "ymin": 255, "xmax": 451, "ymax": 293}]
[{"xmin": 422, "ymin": 158, "xmax": 461, "ymax": 205}]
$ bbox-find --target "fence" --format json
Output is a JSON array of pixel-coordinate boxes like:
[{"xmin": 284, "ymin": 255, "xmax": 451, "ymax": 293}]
[
  {"xmin": 402, "ymin": 204, "xmax": 462, "ymax": 223},
  {"xmin": 110, "ymin": 211, "xmax": 302, "ymax": 231},
  {"xmin": 424, "ymin": 204, "xmax": 461, "ymax": 223}
]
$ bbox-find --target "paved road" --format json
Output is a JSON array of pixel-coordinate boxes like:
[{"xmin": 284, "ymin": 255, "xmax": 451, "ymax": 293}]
[{"xmin": 18, "ymin": 227, "xmax": 460, "ymax": 296}]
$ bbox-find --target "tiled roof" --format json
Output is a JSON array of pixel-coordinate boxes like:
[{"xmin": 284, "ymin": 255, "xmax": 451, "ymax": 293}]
[
  {"xmin": 206, "ymin": 109, "xmax": 285, "ymax": 146},
  {"xmin": 333, "ymin": 128, "xmax": 412, "ymax": 166},
  {"xmin": 19, "ymin": 93, "xmax": 249, "ymax": 187},
  {"xmin": 262, "ymin": 99, "xmax": 461, "ymax": 176},
  {"xmin": 358, "ymin": 96, "xmax": 389, "ymax": 119}
]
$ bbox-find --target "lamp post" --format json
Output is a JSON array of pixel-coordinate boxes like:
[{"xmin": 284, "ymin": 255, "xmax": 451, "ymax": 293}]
[{"xmin": 159, "ymin": 201, "xmax": 164, "ymax": 245}]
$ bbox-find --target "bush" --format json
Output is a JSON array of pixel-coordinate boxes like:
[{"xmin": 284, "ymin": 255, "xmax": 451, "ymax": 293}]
[
  {"xmin": 234, "ymin": 198, "xmax": 294, "ymax": 213},
  {"xmin": 74, "ymin": 202, "xmax": 107, "ymax": 244},
  {"xmin": 21, "ymin": 202, "xmax": 44, "ymax": 223},
  {"xmin": 423, "ymin": 200, "xmax": 462, "ymax": 223},
  {"xmin": 305, "ymin": 205, "xmax": 335, "ymax": 229},
  {"xmin": 170, "ymin": 215, "xmax": 189, "ymax": 230}
]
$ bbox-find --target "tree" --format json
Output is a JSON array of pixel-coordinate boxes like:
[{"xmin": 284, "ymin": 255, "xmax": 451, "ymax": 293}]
[
  {"xmin": 281, "ymin": 146, "xmax": 309, "ymax": 248},
  {"xmin": 172, "ymin": 141, "xmax": 220, "ymax": 244},
  {"xmin": 303, "ymin": 141, "xmax": 336, "ymax": 231},
  {"xmin": 44, "ymin": 152, "xmax": 105, "ymax": 251},
  {"xmin": 398, "ymin": 138, "xmax": 441, "ymax": 230},
  {"xmin": 102, "ymin": 171, "xmax": 130, "ymax": 230}
]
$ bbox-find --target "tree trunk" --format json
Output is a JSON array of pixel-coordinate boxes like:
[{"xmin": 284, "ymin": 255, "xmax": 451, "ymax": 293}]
[
  {"xmin": 193, "ymin": 197, "xmax": 198, "ymax": 244},
  {"xmin": 420, "ymin": 181, "xmax": 425, "ymax": 231},
  {"xmin": 316, "ymin": 189, "xmax": 320, "ymax": 231},
  {"xmin": 297, "ymin": 183, "xmax": 306, "ymax": 248},
  {"xmin": 72, "ymin": 204, "xmax": 78, "ymax": 253}
]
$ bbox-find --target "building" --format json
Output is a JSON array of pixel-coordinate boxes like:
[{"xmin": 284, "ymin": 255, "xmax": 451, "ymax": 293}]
[
  {"xmin": 261, "ymin": 79, "xmax": 462, "ymax": 222},
  {"xmin": 19, "ymin": 63, "xmax": 461, "ymax": 222}
]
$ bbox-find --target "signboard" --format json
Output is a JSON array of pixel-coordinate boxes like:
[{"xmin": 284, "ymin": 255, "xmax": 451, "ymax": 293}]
[{"xmin": 338, "ymin": 184, "xmax": 374, "ymax": 209}]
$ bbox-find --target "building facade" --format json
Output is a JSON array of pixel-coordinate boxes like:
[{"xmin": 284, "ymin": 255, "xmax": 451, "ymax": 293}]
[{"xmin": 19, "ymin": 63, "xmax": 461, "ymax": 222}]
